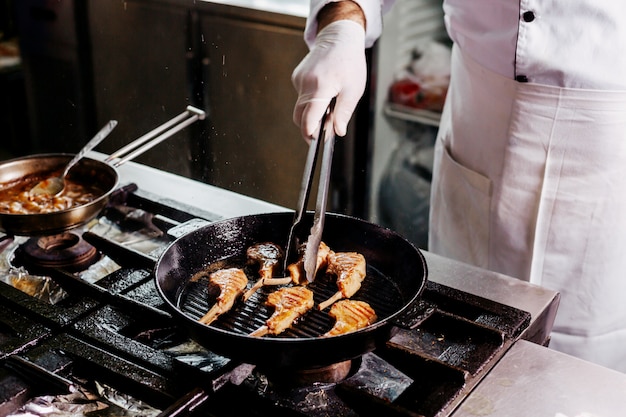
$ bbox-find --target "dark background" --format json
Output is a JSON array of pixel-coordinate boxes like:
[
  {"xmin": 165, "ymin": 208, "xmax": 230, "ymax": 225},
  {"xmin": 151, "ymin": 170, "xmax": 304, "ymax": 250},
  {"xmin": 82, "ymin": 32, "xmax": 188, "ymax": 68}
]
[{"xmin": 0, "ymin": 0, "xmax": 370, "ymax": 217}]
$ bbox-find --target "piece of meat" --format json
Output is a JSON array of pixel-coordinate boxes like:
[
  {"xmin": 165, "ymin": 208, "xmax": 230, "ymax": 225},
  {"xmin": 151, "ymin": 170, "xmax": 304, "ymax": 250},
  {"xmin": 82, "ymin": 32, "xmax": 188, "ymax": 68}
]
[
  {"xmin": 199, "ymin": 268, "xmax": 248, "ymax": 325},
  {"xmin": 323, "ymin": 300, "xmax": 377, "ymax": 337},
  {"xmin": 243, "ymin": 242, "xmax": 285, "ymax": 301},
  {"xmin": 247, "ymin": 242, "xmax": 283, "ymax": 280},
  {"xmin": 250, "ymin": 286, "xmax": 314, "ymax": 337},
  {"xmin": 288, "ymin": 241, "xmax": 331, "ymax": 285},
  {"xmin": 318, "ymin": 251, "xmax": 367, "ymax": 310},
  {"xmin": 328, "ymin": 252, "xmax": 366, "ymax": 296}
]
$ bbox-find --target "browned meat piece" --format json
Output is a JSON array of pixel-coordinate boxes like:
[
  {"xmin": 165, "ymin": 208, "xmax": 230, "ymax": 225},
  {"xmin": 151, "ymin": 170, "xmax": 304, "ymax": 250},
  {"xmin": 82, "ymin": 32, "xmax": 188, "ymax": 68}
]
[
  {"xmin": 286, "ymin": 262, "xmax": 304, "ymax": 284},
  {"xmin": 199, "ymin": 268, "xmax": 248, "ymax": 325},
  {"xmin": 318, "ymin": 251, "xmax": 366, "ymax": 310},
  {"xmin": 243, "ymin": 242, "xmax": 285, "ymax": 301},
  {"xmin": 288, "ymin": 241, "xmax": 331, "ymax": 285},
  {"xmin": 323, "ymin": 300, "xmax": 377, "ymax": 337},
  {"xmin": 250, "ymin": 286, "xmax": 314, "ymax": 337},
  {"xmin": 247, "ymin": 242, "xmax": 283, "ymax": 280}
]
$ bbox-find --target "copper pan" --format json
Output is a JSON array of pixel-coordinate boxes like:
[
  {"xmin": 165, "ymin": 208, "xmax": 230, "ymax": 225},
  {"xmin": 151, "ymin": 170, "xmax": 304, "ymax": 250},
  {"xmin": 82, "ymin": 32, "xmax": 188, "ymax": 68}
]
[{"xmin": 0, "ymin": 106, "xmax": 205, "ymax": 236}]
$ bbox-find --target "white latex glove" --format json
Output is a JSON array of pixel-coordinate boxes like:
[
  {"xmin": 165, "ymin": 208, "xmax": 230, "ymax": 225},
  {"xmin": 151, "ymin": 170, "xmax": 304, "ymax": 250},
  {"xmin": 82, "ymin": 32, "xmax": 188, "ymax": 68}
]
[{"xmin": 292, "ymin": 20, "xmax": 367, "ymax": 140}]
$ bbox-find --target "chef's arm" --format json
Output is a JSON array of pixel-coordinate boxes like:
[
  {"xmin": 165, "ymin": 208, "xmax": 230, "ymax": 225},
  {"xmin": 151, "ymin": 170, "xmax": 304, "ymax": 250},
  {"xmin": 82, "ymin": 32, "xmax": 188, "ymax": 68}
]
[
  {"xmin": 317, "ymin": 1, "xmax": 366, "ymax": 32},
  {"xmin": 293, "ymin": 2, "xmax": 369, "ymax": 139},
  {"xmin": 303, "ymin": 0, "xmax": 391, "ymax": 49}
]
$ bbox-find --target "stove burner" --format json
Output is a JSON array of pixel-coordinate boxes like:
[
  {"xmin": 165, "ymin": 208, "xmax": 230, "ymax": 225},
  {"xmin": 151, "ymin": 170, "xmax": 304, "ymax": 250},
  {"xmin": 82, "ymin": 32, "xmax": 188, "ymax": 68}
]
[
  {"xmin": 263, "ymin": 359, "xmax": 356, "ymax": 386},
  {"xmin": 19, "ymin": 232, "xmax": 99, "ymax": 272}
]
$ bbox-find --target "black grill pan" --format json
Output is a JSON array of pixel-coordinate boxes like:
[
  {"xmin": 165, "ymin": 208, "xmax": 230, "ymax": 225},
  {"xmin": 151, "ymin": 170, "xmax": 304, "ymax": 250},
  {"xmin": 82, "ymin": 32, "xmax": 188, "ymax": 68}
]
[{"xmin": 155, "ymin": 212, "xmax": 427, "ymax": 369}]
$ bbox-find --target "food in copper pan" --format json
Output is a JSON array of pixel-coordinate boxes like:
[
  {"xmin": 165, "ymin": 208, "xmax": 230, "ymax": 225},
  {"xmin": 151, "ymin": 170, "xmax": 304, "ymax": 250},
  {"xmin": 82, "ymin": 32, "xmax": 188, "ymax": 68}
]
[
  {"xmin": 324, "ymin": 300, "xmax": 377, "ymax": 337},
  {"xmin": 199, "ymin": 268, "xmax": 249, "ymax": 325},
  {"xmin": 287, "ymin": 241, "xmax": 331, "ymax": 285},
  {"xmin": 0, "ymin": 173, "xmax": 103, "ymax": 214},
  {"xmin": 250, "ymin": 286, "xmax": 314, "ymax": 337},
  {"xmin": 318, "ymin": 251, "xmax": 367, "ymax": 311},
  {"xmin": 242, "ymin": 242, "xmax": 285, "ymax": 301}
]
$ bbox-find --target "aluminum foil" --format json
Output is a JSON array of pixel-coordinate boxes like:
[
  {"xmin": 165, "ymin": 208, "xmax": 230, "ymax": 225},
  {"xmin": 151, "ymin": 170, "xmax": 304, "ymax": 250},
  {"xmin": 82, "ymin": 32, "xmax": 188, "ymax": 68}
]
[
  {"xmin": 0, "ymin": 267, "xmax": 68, "ymax": 304},
  {"xmin": 7, "ymin": 382, "xmax": 161, "ymax": 417},
  {"xmin": 0, "ymin": 237, "xmax": 68, "ymax": 304}
]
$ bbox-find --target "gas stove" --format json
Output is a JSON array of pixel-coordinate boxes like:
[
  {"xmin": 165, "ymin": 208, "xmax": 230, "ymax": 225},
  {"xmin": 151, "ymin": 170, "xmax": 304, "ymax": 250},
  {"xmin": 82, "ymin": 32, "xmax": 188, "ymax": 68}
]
[{"xmin": 0, "ymin": 157, "xmax": 564, "ymax": 417}]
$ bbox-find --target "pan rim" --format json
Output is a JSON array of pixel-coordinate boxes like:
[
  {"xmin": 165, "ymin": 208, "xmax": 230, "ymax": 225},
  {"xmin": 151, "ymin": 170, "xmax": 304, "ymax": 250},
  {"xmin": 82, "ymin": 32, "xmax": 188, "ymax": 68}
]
[
  {"xmin": 0, "ymin": 153, "xmax": 119, "ymax": 234},
  {"xmin": 155, "ymin": 212, "xmax": 427, "ymax": 342}
]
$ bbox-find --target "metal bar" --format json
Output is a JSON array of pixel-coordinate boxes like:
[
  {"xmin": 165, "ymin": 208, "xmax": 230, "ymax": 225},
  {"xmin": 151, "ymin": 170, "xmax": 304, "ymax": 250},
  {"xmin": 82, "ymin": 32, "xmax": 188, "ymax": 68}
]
[
  {"xmin": 303, "ymin": 98, "xmax": 336, "ymax": 282},
  {"xmin": 105, "ymin": 106, "xmax": 206, "ymax": 167},
  {"xmin": 4, "ymin": 355, "xmax": 77, "ymax": 394},
  {"xmin": 283, "ymin": 121, "xmax": 324, "ymax": 272}
]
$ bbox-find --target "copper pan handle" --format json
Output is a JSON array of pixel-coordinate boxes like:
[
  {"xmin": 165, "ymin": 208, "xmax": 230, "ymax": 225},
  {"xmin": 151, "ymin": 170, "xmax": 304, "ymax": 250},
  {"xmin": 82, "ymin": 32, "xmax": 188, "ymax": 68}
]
[{"xmin": 105, "ymin": 106, "xmax": 205, "ymax": 167}]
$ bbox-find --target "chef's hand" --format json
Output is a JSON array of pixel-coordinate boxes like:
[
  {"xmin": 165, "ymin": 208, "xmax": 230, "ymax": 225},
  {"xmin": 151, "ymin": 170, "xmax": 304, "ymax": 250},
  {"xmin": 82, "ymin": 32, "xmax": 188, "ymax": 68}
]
[{"xmin": 292, "ymin": 19, "xmax": 366, "ymax": 140}]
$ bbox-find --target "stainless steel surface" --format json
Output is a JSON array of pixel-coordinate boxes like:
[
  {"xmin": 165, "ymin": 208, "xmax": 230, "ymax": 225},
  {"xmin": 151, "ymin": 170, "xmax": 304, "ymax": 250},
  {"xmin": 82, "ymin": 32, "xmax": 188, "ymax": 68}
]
[
  {"xmin": 453, "ymin": 340, "xmax": 626, "ymax": 417},
  {"xmin": 194, "ymin": 9, "xmax": 331, "ymax": 209},
  {"xmin": 422, "ymin": 251, "xmax": 560, "ymax": 345}
]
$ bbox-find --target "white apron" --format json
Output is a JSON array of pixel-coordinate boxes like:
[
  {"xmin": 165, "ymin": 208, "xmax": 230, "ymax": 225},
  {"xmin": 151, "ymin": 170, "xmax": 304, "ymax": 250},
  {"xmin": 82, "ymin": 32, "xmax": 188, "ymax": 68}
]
[{"xmin": 429, "ymin": 44, "xmax": 626, "ymax": 372}]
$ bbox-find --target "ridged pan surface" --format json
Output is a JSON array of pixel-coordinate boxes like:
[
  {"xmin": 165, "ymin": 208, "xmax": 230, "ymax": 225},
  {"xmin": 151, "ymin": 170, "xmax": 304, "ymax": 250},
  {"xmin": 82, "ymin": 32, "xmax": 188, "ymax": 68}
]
[
  {"xmin": 180, "ymin": 257, "xmax": 403, "ymax": 338},
  {"xmin": 155, "ymin": 212, "xmax": 428, "ymax": 369}
]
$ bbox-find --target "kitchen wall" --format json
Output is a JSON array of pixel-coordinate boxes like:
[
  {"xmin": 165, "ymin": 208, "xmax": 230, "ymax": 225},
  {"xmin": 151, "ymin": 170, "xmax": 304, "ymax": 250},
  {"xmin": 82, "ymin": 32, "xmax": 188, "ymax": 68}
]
[
  {"xmin": 8, "ymin": 0, "xmax": 366, "ymax": 214},
  {"xmin": 14, "ymin": 0, "xmax": 95, "ymax": 155},
  {"xmin": 87, "ymin": 0, "xmax": 347, "ymax": 211}
]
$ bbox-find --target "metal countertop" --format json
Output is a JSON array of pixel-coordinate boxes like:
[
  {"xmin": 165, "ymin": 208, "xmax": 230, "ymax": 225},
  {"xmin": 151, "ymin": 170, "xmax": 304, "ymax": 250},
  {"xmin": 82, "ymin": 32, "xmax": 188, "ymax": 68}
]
[{"xmin": 454, "ymin": 339, "xmax": 626, "ymax": 417}]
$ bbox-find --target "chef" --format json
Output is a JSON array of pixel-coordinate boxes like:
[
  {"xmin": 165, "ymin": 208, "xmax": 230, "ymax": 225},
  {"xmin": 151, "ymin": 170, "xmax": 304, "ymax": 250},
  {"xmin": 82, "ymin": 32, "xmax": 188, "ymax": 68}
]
[{"xmin": 292, "ymin": 0, "xmax": 626, "ymax": 373}]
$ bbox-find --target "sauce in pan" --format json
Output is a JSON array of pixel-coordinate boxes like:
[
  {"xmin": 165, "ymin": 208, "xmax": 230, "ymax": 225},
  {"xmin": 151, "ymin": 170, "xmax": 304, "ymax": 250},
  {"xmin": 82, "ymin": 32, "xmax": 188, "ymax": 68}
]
[{"xmin": 0, "ymin": 172, "xmax": 104, "ymax": 214}]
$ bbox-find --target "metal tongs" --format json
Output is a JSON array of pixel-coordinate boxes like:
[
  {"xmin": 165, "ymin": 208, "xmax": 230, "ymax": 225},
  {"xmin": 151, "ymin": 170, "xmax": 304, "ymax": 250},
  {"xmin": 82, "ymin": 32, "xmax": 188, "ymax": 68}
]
[{"xmin": 284, "ymin": 98, "xmax": 336, "ymax": 282}]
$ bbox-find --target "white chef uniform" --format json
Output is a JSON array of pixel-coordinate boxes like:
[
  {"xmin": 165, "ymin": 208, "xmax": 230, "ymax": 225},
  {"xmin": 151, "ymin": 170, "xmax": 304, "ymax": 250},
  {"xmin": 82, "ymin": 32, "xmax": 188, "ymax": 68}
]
[{"xmin": 305, "ymin": 0, "xmax": 626, "ymax": 372}]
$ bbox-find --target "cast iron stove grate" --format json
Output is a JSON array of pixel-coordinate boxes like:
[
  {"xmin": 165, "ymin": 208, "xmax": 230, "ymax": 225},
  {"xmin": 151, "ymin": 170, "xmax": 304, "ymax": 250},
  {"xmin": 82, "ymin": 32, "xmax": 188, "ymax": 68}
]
[{"xmin": 0, "ymin": 184, "xmax": 531, "ymax": 417}]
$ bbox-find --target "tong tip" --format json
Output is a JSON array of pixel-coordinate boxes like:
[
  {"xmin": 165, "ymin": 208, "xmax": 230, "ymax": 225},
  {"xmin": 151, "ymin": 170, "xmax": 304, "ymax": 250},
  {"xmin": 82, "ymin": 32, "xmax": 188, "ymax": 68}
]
[{"xmin": 304, "ymin": 234, "xmax": 321, "ymax": 283}]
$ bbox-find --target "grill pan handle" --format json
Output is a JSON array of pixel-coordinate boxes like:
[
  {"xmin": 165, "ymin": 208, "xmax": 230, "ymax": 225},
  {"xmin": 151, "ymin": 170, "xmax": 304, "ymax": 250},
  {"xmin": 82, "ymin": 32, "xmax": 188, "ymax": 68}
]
[{"xmin": 391, "ymin": 299, "xmax": 437, "ymax": 330}]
